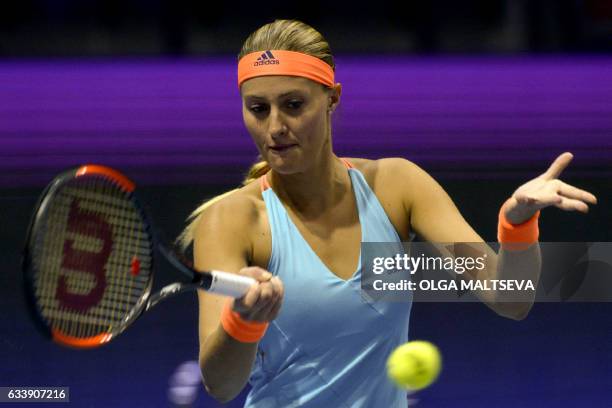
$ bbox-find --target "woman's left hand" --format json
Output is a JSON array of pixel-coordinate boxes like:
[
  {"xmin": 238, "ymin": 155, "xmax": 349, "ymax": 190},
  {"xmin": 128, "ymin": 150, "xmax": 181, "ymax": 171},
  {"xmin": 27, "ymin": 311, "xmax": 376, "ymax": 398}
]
[{"xmin": 504, "ymin": 152, "xmax": 598, "ymax": 224}]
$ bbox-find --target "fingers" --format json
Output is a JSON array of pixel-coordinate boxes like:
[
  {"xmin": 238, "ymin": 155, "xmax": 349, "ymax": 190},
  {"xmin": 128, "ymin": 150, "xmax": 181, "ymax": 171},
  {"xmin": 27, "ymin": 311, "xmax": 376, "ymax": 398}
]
[
  {"xmin": 233, "ymin": 267, "xmax": 270, "ymax": 313},
  {"xmin": 542, "ymin": 152, "xmax": 573, "ymax": 180},
  {"xmin": 250, "ymin": 277, "xmax": 284, "ymax": 321},
  {"xmin": 555, "ymin": 197, "xmax": 590, "ymax": 213},
  {"xmin": 239, "ymin": 283, "xmax": 262, "ymax": 312},
  {"xmin": 233, "ymin": 268, "xmax": 283, "ymax": 323},
  {"xmin": 513, "ymin": 192, "xmax": 548, "ymax": 207},
  {"xmin": 515, "ymin": 193, "xmax": 559, "ymax": 207},
  {"xmin": 249, "ymin": 278, "xmax": 277, "ymax": 317},
  {"xmin": 270, "ymin": 277, "xmax": 284, "ymax": 319},
  {"xmin": 551, "ymin": 180, "xmax": 597, "ymax": 213},
  {"xmin": 239, "ymin": 266, "xmax": 273, "ymax": 282},
  {"xmin": 267, "ymin": 287, "xmax": 284, "ymax": 320},
  {"xmin": 557, "ymin": 181, "xmax": 598, "ymax": 205},
  {"xmin": 507, "ymin": 153, "xmax": 596, "ymax": 217},
  {"xmin": 514, "ymin": 176, "xmax": 597, "ymax": 214}
]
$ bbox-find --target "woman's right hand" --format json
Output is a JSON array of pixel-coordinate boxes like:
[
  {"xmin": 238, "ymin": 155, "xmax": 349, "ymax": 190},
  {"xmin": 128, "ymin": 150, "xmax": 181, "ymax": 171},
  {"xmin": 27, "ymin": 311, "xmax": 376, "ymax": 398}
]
[{"xmin": 231, "ymin": 267, "xmax": 284, "ymax": 323}]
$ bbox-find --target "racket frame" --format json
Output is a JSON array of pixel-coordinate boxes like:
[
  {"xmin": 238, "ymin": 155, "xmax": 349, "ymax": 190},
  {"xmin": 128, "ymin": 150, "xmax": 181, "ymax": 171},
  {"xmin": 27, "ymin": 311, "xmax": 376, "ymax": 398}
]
[{"xmin": 22, "ymin": 165, "xmax": 250, "ymax": 349}]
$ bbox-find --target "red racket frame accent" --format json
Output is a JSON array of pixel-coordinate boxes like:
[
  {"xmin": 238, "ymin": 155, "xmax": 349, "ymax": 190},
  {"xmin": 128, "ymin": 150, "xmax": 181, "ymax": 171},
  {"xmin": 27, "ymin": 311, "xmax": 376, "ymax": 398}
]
[
  {"xmin": 52, "ymin": 328, "xmax": 113, "ymax": 348},
  {"xmin": 76, "ymin": 165, "xmax": 135, "ymax": 192}
]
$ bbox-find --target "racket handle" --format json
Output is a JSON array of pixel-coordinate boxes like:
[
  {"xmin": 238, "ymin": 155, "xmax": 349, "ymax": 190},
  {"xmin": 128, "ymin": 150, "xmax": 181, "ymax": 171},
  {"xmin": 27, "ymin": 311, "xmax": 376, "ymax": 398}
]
[{"xmin": 207, "ymin": 270, "xmax": 256, "ymax": 298}]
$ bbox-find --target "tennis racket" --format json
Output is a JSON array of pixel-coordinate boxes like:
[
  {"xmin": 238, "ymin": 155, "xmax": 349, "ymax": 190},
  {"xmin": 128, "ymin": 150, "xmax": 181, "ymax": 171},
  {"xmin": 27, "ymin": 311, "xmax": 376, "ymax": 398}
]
[{"xmin": 23, "ymin": 164, "xmax": 255, "ymax": 348}]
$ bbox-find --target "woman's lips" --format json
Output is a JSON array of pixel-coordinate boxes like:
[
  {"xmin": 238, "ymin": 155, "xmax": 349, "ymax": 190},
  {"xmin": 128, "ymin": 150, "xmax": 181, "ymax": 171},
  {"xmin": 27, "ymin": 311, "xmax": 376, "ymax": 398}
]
[{"xmin": 269, "ymin": 144, "xmax": 297, "ymax": 152}]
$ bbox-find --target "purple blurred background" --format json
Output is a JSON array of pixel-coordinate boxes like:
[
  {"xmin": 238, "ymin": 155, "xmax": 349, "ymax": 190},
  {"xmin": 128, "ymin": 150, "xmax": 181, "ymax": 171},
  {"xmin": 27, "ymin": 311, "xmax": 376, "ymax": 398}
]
[{"xmin": 1, "ymin": 56, "xmax": 610, "ymax": 187}]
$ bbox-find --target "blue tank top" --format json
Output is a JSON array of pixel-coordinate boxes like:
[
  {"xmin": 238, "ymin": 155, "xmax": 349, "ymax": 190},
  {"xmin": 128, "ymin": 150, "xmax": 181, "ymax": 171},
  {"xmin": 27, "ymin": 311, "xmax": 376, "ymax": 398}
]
[{"xmin": 245, "ymin": 160, "xmax": 412, "ymax": 407}]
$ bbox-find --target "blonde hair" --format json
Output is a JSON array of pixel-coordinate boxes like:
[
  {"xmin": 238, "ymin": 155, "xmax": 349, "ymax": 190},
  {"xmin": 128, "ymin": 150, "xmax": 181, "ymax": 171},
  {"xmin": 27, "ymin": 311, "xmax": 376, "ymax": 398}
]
[{"xmin": 177, "ymin": 19, "xmax": 334, "ymax": 250}]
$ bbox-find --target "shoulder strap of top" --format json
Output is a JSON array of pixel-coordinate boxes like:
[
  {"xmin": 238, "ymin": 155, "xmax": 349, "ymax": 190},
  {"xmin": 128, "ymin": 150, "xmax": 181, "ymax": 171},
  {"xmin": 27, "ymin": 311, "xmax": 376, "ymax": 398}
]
[
  {"xmin": 259, "ymin": 158, "xmax": 354, "ymax": 193},
  {"xmin": 259, "ymin": 173, "xmax": 271, "ymax": 192},
  {"xmin": 340, "ymin": 157, "xmax": 355, "ymax": 169}
]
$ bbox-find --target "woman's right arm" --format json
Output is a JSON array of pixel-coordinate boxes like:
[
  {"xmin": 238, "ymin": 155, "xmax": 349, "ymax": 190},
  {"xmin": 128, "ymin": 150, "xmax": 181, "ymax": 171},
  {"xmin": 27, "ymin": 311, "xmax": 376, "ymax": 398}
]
[{"xmin": 193, "ymin": 195, "xmax": 283, "ymax": 403}]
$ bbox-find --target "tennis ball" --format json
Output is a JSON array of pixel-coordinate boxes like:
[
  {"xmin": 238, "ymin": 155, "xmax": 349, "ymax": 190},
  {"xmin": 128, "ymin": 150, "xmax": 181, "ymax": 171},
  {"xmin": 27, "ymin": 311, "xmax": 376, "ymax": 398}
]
[{"xmin": 386, "ymin": 340, "xmax": 442, "ymax": 391}]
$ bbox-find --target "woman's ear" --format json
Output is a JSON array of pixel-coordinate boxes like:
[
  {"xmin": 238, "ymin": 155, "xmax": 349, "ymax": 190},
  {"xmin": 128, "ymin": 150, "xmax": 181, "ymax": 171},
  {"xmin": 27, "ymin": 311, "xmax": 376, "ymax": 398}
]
[{"xmin": 328, "ymin": 83, "xmax": 342, "ymax": 113}]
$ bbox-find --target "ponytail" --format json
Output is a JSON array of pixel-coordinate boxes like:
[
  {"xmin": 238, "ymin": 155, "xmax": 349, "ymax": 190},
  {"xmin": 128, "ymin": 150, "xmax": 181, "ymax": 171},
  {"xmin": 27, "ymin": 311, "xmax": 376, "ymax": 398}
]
[
  {"xmin": 176, "ymin": 157, "xmax": 270, "ymax": 251},
  {"xmin": 242, "ymin": 157, "xmax": 271, "ymax": 185}
]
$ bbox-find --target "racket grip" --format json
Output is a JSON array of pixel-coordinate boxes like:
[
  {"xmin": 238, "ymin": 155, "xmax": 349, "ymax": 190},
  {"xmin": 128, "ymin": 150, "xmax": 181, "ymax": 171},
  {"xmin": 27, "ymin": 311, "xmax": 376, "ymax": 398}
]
[{"xmin": 207, "ymin": 270, "xmax": 256, "ymax": 298}]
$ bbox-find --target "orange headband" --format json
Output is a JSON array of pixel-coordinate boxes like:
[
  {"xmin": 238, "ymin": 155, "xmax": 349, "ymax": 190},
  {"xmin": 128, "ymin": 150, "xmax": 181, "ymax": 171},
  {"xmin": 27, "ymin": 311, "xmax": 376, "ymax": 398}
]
[{"xmin": 237, "ymin": 50, "xmax": 335, "ymax": 88}]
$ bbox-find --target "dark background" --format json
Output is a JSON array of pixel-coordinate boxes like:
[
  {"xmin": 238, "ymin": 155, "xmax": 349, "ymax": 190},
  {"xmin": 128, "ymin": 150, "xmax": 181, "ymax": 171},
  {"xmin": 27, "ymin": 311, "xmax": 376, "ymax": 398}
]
[
  {"xmin": 1, "ymin": 1, "xmax": 611, "ymax": 407},
  {"xmin": 1, "ymin": 0, "xmax": 611, "ymax": 55}
]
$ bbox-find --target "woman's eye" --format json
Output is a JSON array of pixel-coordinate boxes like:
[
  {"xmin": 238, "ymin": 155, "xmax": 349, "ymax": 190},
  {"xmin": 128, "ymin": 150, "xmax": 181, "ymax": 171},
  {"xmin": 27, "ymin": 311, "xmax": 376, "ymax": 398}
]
[
  {"xmin": 287, "ymin": 100, "xmax": 303, "ymax": 109},
  {"xmin": 249, "ymin": 105, "xmax": 268, "ymax": 113}
]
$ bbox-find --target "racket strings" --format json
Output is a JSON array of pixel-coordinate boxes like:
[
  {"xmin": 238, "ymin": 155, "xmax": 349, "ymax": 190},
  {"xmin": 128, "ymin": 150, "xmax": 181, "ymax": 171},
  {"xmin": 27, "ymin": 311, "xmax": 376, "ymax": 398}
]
[{"xmin": 32, "ymin": 176, "xmax": 153, "ymax": 341}]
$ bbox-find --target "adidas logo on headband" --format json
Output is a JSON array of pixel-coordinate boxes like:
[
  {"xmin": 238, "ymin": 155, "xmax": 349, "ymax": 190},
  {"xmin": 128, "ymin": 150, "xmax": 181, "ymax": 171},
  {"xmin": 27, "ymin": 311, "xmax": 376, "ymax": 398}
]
[
  {"xmin": 238, "ymin": 50, "xmax": 334, "ymax": 87},
  {"xmin": 254, "ymin": 50, "xmax": 280, "ymax": 66}
]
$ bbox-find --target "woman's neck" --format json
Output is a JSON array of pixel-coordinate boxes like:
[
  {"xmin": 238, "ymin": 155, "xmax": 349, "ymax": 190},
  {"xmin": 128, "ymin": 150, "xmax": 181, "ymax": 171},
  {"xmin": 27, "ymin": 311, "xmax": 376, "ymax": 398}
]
[{"xmin": 269, "ymin": 154, "xmax": 350, "ymax": 218}]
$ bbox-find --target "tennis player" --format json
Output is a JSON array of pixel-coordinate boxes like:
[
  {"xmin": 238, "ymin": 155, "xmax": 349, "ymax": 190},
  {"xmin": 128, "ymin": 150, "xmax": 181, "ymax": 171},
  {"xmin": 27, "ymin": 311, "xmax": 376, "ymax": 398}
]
[{"xmin": 179, "ymin": 19, "xmax": 597, "ymax": 407}]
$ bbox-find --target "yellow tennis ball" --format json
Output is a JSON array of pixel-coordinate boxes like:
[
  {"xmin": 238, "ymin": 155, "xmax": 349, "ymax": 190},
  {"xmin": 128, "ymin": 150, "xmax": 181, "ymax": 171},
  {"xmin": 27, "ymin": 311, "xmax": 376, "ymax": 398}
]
[{"xmin": 386, "ymin": 340, "xmax": 442, "ymax": 391}]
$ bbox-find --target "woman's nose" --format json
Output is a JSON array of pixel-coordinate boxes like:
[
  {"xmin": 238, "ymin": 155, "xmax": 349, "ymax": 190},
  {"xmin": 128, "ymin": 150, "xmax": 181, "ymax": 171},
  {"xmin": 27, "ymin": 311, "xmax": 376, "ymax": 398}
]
[{"xmin": 268, "ymin": 107, "xmax": 287, "ymax": 138}]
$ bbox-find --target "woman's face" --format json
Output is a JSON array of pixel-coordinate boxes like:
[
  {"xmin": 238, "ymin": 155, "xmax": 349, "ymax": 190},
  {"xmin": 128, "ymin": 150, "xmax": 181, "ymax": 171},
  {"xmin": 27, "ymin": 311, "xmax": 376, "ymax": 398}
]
[{"xmin": 241, "ymin": 76, "xmax": 337, "ymax": 174}]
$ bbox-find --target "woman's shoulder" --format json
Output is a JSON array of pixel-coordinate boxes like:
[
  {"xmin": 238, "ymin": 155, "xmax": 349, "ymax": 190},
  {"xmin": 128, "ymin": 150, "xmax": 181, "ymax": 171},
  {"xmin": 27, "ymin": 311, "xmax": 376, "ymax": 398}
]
[
  {"xmin": 343, "ymin": 157, "xmax": 424, "ymax": 241},
  {"xmin": 195, "ymin": 181, "xmax": 265, "ymax": 235},
  {"xmin": 343, "ymin": 157, "xmax": 425, "ymax": 185}
]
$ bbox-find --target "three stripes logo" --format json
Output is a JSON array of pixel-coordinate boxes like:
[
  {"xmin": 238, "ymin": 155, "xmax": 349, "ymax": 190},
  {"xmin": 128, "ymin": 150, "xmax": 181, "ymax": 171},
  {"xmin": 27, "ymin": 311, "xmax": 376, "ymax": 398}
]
[{"xmin": 254, "ymin": 50, "xmax": 280, "ymax": 66}]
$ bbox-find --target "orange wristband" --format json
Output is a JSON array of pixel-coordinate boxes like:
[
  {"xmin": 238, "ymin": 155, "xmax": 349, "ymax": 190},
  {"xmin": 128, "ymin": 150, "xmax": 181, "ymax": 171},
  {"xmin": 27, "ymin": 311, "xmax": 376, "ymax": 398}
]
[
  {"xmin": 497, "ymin": 203, "xmax": 540, "ymax": 250},
  {"xmin": 220, "ymin": 299, "xmax": 269, "ymax": 343}
]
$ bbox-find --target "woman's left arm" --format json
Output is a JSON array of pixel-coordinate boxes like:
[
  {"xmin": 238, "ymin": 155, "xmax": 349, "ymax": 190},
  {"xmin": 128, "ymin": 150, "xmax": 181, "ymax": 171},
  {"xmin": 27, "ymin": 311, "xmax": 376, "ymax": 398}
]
[{"xmin": 393, "ymin": 152, "xmax": 597, "ymax": 320}]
